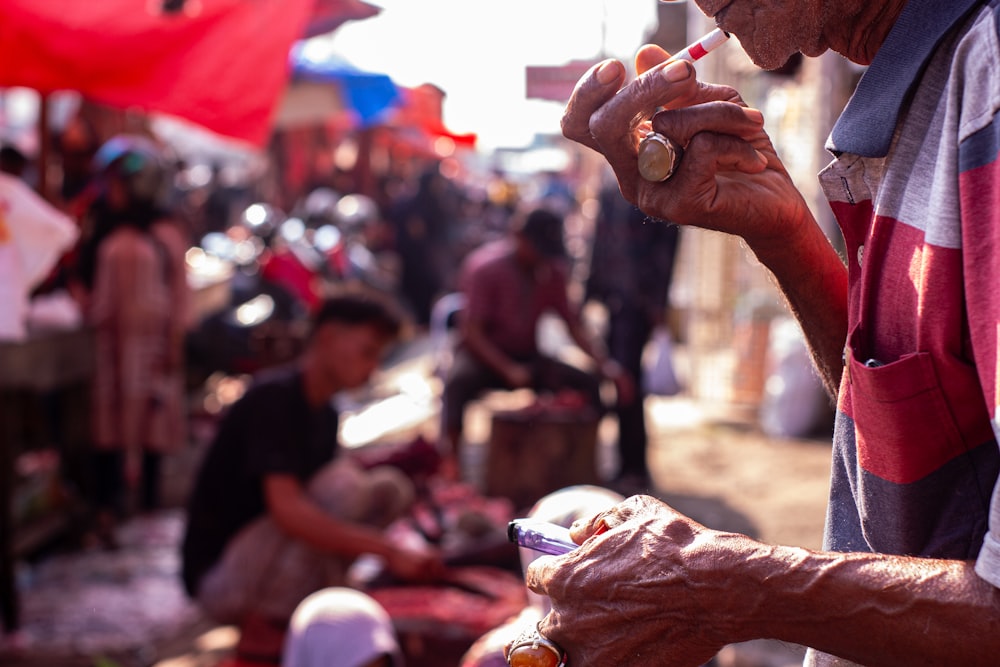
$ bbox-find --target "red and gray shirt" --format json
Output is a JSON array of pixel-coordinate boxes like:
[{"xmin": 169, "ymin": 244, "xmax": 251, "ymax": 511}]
[{"xmin": 809, "ymin": 1, "xmax": 1000, "ymax": 663}]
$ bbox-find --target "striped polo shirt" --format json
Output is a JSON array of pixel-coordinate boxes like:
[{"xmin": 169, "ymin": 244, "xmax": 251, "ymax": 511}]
[{"xmin": 808, "ymin": 1, "xmax": 1000, "ymax": 663}]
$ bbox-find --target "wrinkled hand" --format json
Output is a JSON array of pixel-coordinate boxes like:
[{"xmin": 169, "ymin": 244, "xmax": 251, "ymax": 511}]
[
  {"xmin": 525, "ymin": 495, "xmax": 760, "ymax": 666},
  {"xmin": 562, "ymin": 45, "xmax": 813, "ymax": 252}
]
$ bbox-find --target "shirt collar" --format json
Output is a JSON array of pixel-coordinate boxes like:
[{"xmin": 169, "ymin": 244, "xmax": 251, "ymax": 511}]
[{"xmin": 827, "ymin": 0, "xmax": 983, "ymax": 157}]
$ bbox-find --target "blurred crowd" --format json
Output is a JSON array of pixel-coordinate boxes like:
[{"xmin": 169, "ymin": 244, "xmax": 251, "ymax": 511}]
[
  {"xmin": 3, "ymin": 95, "xmax": 689, "ymax": 482},
  {"xmin": 2, "ymin": 99, "xmax": 688, "ymax": 666}
]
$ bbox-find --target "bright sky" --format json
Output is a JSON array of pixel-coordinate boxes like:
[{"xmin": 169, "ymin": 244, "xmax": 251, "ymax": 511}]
[{"xmin": 328, "ymin": 0, "xmax": 659, "ymax": 152}]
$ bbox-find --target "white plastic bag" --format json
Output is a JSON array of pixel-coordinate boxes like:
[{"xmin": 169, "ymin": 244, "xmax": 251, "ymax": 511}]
[
  {"xmin": 759, "ymin": 317, "xmax": 833, "ymax": 438},
  {"xmin": 0, "ymin": 173, "xmax": 78, "ymax": 340},
  {"xmin": 643, "ymin": 326, "xmax": 681, "ymax": 396}
]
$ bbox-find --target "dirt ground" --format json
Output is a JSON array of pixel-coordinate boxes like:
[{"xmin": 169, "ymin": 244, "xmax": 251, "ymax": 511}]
[
  {"xmin": 644, "ymin": 396, "xmax": 833, "ymax": 551},
  {"xmin": 641, "ymin": 396, "xmax": 835, "ymax": 667}
]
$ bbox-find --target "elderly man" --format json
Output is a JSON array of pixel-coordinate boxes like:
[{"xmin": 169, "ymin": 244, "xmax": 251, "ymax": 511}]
[{"xmin": 523, "ymin": 1, "xmax": 1000, "ymax": 666}]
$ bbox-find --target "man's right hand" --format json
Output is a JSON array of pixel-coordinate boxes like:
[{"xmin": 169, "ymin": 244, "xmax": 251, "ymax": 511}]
[
  {"xmin": 561, "ymin": 50, "xmax": 814, "ymax": 255},
  {"xmin": 563, "ymin": 48, "xmax": 850, "ymax": 395}
]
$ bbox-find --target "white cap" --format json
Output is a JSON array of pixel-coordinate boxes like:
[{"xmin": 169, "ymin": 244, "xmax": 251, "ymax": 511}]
[{"xmin": 282, "ymin": 587, "xmax": 403, "ymax": 667}]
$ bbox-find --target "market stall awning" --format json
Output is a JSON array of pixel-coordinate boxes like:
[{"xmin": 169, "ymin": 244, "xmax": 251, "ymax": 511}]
[
  {"xmin": 279, "ymin": 43, "xmax": 402, "ymax": 129},
  {"xmin": 0, "ymin": 0, "xmax": 379, "ymax": 147},
  {"xmin": 303, "ymin": 0, "xmax": 381, "ymax": 39},
  {"xmin": 390, "ymin": 85, "xmax": 477, "ymax": 150}
]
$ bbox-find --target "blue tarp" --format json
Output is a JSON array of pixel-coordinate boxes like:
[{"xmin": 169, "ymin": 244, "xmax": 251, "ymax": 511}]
[{"xmin": 289, "ymin": 43, "xmax": 401, "ymax": 126}]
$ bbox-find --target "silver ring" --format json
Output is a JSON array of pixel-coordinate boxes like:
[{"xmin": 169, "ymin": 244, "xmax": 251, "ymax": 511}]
[
  {"xmin": 506, "ymin": 622, "xmax": 568, "ymax": 667},
  {"xmin": 638, "ymin": 131, "xmax": 683, "ymax": 182}
]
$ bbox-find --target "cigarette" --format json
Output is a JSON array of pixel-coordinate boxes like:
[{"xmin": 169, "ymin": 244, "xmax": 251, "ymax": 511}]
[{"xmin": 668, "ymin": 28, "xmax": 730, "ymax": 64}]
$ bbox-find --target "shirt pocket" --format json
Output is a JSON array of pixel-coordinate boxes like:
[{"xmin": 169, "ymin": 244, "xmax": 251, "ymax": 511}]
[{"xmin": 845, "ymin": 326, "xmax": 970, "ymax": 485}]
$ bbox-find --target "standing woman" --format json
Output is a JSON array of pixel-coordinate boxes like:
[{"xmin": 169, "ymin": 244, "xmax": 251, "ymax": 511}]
[{"xmin": 84, "ymin": 135, "xmax": 191, "ymax": 544}]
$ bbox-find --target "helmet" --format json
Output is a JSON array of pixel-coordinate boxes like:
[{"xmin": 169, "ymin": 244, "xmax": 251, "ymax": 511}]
[
  {"xmin": 334, "ymin": 193, "xmax": 378, "ymax": 235},
  {"xmin": 300, "ymin": 187, "xmax": 340, "ymax": 227},
  {"xmin": 93, "ymin": 134, "xmax": 168, "ymax": 207},
  {"xmin": 238, "ymin": 202, "xmax": 285, "ymax": 242}
]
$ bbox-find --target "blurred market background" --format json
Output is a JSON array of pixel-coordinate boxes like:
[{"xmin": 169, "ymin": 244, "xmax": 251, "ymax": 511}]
[{"xmin": 0, "ymin": 0, "xmax": 860, "ymax": 665}]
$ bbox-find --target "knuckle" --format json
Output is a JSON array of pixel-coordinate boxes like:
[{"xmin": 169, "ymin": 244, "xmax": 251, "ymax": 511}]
[
  {"xmin": 718, "ymin": 84, "xmax": 742, "ymax": 103},
  {"xmin": 588, "ymin": 104, "xmax": 615, "ymax": 137},
  {"xmin": 559, "ymin": 116, "xmax": 575, "ymax": 140}
]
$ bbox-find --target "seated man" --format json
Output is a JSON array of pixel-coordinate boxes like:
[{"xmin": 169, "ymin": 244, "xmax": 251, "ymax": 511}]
[
  {"xmin": 181, "ymin": 292, "xmax": 444, "ymax": 662},
  {"xmin": 440, "ymin": 207, "xmax": 631, "ymax": 480}
]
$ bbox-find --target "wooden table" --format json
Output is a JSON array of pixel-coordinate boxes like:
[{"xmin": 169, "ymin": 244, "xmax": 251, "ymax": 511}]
[{"xmin": 0, "ymin": 327, "xmax": 94, "ymax": 633}]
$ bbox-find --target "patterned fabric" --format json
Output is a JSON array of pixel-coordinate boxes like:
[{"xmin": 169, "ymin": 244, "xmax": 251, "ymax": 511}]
[
  {"xmin": 89, "ymin": 219, "xmax": 191, "ymax": 453},
  {"xmin": 808, "ymin": 0, "xmax": 1000, "ymax": 664}
]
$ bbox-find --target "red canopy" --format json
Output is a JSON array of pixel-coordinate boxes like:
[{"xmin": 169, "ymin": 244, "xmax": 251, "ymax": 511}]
[
  {"xmin": 391, "ymin": 85, "xmax": 477, "ymax": 149},
  {"xmin": 0, "ymin": 0, "xmax": 340, "ymax": 147}
]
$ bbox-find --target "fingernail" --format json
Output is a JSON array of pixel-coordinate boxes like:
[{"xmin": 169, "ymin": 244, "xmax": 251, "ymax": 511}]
[
  {"xmin": 744, "ymin": 108, "xmax": 764, "ymax": 123},
  {"xmin": 662, "ymin": 60, "xmax": 691, "ymax": 82},
  {"xmin": 597, "ymin": 60, "xmax": 620, "ymax": 84}
]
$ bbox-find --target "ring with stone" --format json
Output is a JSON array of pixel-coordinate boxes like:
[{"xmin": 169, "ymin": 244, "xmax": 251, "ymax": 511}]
[
  {"xmin": 638, "ymin": 130, "xmax": 683, "ymax": 182},
  {"xmin": 506, "ymin": 622, "xmax": 568, "ymax": 667}
]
